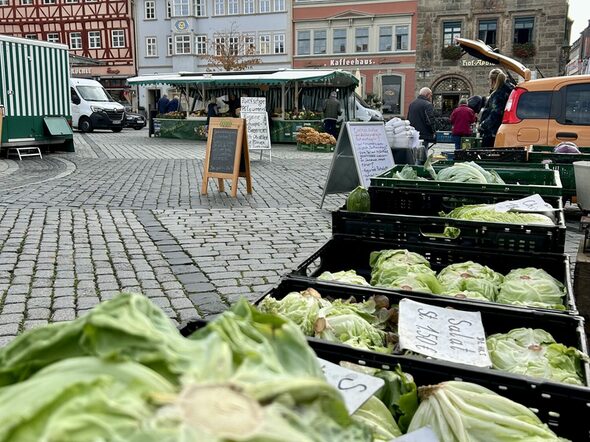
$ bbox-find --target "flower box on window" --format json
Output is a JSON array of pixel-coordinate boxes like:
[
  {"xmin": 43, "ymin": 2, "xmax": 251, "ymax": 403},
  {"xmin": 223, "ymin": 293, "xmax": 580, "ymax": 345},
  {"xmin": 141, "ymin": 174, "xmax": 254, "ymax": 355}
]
[
  {"xmin": 441, "ymin": 45, "xmax": 462, "ymax": 60},
  {"xmin": 512, "ymin": 42, "xmax": 536, "ymax": 58}
]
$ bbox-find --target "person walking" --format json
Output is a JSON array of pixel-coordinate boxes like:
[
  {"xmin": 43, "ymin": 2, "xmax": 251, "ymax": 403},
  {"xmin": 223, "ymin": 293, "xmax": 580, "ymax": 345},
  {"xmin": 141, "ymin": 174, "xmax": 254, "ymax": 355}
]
[
  {"xmin": 479, "ymin": 68, "xmax": 513, "ymax": 147},
  {"xmin": 322, "ymin": 91, "xmax": 342, "ymax": 139},
  {"xmin": 450, "ymin": 98, "xmax": 477, "ymax": 150},
  {"xmin": 157, "ymin": 94, "xmax": 169, "ymax": 114},
  {"xmin": 407, "ymin": 87, "xmax": 436, "ymax": 150}
]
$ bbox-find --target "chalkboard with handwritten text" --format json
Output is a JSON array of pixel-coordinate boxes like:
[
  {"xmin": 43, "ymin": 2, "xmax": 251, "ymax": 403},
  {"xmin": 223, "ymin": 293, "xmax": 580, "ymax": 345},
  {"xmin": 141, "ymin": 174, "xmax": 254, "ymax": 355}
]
[{"xmin": 208, "ymin": 128, "xmax": 238, "ymax": 174}]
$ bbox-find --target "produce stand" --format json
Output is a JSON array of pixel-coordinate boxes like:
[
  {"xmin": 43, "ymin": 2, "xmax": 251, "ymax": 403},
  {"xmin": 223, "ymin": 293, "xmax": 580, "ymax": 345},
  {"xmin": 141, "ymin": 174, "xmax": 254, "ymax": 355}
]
[{"xmin": 127, "ymin": 69, "xmax": 358, "ymax": 144}]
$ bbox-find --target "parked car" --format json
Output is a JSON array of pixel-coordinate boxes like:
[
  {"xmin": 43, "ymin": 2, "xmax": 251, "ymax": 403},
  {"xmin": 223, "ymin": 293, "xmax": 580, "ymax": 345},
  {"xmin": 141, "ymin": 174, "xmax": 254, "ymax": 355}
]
[
  {"xmin": 457, "ymin": 38, "xmax": 590, "ymax": 148},
  {"xmin": 124, "ymin": 112, "xmax": 146, "ymax": 130}
]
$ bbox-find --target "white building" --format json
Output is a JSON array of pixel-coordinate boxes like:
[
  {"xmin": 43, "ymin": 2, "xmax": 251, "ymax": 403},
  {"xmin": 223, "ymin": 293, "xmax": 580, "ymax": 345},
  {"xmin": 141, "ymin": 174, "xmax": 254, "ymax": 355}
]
[{"xmin": 134, "ymin": 0, "xmax": 291, "ymax": 112}]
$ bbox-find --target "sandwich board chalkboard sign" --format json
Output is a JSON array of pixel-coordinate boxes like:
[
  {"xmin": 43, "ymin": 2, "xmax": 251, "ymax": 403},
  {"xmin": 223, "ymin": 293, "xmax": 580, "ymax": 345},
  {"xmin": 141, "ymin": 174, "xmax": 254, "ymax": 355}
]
[
  {"xmin": 320, "ymin": 122, "xmax": 394, "ymax": 208},
  {"xmin": 201, "ymin": 117, "xmax": 252, "ymax": 197},
  {"xmin": 241, "ymin": 97, "xmax": 272, "ymax": 161}
]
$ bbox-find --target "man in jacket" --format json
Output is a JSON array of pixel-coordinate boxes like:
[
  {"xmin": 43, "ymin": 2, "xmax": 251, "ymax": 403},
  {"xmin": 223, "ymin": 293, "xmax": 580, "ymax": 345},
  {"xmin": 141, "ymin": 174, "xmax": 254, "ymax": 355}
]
[
  {"xmin": 322, "ymin": 91, "xmax": 342, "ymax": 138},
  {"xmin": 408, "ymin": 87, "xmax": 436, "ymax": 150},
  {"xmin": 450, "ymin": 98, "xmax": 477, "ymax": 150},
  {"xmin": 166, "ymin": 95, "xmax": 180, "ymax": 113}
]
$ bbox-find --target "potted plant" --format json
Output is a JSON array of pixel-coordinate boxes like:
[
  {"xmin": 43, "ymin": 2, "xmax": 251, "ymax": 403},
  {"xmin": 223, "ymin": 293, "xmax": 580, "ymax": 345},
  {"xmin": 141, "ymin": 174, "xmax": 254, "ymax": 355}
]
[
  {"xmin": 512, "ymin": 42, "xmax": 536, "ymax": 58},
  {"xmin": 441, "ymin": 45, "xmax": 462, "ymax": 60}
]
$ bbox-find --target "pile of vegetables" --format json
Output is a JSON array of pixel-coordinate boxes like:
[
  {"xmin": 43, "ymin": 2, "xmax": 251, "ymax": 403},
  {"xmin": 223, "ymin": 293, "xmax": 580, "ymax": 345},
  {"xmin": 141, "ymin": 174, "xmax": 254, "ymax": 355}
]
[
  {"xmin": 0, "ymin": 294, "xmax": 377, "ymax": 440},
  {"xmin": 322, "ymin": 248, "xmax": 567, "ymax": 310},
  {"xmin": 391, "ymin": 162, "xmax": 505, "ymax": 184},
  {"xmin": 487, "ymin": 328, "xmax": 587, "ymax": 385},
  {"xmin": 346, "ymin": 186, "xmax": 371, "ymax": 212},
  {"xmin": 259, "ymin": 288, "xmax": 398, "ymax": 353},
  {"xmin": 440, "ymin": 204, "xmax": 555, "ymax": 226},
  {"xmin": 295, "ymin": 127, "xmax": 337, "ymax": 146}
]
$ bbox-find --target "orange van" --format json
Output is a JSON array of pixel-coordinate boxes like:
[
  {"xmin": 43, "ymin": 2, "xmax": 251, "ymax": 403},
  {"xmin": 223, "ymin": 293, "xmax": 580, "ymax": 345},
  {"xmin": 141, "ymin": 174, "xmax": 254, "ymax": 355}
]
[{"xmin": 457, "ymin": 38, "xmax": 590, "ymax": 148}]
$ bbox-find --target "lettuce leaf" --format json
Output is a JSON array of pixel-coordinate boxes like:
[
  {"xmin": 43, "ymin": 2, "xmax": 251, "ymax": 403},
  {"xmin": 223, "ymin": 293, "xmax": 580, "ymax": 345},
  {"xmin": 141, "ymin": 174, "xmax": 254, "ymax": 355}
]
[{"xmin": 318, "ymin": 269, "xmax": 371, "ymax": 286}]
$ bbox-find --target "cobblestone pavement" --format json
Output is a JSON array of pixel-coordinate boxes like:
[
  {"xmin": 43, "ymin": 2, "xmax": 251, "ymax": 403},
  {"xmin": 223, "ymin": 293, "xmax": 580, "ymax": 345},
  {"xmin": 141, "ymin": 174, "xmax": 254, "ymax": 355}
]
[{"xmin": 0, "ymin": 129, "xmax": 585, "ymax": 346}]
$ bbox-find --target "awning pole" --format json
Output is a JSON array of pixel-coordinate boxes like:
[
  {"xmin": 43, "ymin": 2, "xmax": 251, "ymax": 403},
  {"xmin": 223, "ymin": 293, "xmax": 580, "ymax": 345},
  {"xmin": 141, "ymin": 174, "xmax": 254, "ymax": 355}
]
[
  {"xmin": 281, "ymin": 84, "xmax": 285, "ymax": 119},
  {"xmin": 295, "ymin": 82, "xmax": 299, "ymax": 110}
]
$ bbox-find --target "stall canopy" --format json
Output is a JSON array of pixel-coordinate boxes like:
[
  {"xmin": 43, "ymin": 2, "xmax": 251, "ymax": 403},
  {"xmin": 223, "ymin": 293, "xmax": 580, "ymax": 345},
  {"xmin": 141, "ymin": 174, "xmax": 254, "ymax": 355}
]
[{"xmin": 127, "ymin": 69, "xmax": 359, "ymax": 119}]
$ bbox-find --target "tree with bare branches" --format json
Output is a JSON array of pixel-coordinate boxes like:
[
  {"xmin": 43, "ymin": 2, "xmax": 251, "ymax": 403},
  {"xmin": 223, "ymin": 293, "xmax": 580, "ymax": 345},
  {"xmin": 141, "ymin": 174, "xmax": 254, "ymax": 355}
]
[{"xmin": 199, "ymin": 22, "xmax": 262, "ymax": 72}]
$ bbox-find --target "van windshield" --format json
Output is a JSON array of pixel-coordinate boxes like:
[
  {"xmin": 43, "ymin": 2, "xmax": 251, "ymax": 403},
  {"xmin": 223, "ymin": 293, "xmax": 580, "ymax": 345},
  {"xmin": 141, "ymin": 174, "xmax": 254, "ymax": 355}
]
[{"xmin": 77, "ymin": 85, "xmax": 115, "ymax": 102}]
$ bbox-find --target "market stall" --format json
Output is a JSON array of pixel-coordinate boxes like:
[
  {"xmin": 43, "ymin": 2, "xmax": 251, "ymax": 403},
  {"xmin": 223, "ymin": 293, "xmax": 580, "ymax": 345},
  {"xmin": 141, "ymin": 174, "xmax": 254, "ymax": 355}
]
[{"xmin": 127, "ymin": 69, "xmax": 359, "ymax": 143}]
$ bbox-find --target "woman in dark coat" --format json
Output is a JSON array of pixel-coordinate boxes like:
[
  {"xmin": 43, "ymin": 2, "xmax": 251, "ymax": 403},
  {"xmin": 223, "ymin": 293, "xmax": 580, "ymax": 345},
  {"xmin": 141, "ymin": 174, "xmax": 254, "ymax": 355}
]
[{"xmin": 479, "ymin": 69, "xmax": 513, "ymax": 147}]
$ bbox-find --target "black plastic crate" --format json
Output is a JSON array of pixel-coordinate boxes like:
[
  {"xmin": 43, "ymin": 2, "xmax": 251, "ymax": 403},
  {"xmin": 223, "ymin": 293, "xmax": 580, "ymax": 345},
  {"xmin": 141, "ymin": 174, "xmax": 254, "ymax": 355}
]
[
  {"xmin": 290, "ymin": 234, "xmax": 577, "ymax": 314},
  {"xmin": 369, "ymin": 186, "xmax": 564, "ymax": 215},
  {"xmin": 454, "ymin": 148, "xmax": 528, "ymax": 162},
  {"xmin": 372, "ymin": 166, "xmax": 562, "ymax": 197},
  {"xmin": 333, "ymin": 205, "xmax": 566, "ymax": 254},
  {"xmin": 310, "ymin": 339, "xmax": 590, "ymax": 442}
]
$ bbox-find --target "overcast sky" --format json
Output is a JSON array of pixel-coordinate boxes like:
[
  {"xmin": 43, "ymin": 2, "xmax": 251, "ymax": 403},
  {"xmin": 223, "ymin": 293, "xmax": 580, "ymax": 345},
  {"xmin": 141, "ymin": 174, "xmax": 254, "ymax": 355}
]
[{"xmin": 569, "ymin": 0, "xmax": 590, "ymax": 44}]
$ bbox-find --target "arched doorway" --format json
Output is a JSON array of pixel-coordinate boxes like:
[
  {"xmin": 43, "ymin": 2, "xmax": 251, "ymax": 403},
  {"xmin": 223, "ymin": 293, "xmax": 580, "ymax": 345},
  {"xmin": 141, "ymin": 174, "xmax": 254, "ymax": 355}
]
[{"xmin": 431, "ymin": 75, "xmax": 472, "ymax": 130}]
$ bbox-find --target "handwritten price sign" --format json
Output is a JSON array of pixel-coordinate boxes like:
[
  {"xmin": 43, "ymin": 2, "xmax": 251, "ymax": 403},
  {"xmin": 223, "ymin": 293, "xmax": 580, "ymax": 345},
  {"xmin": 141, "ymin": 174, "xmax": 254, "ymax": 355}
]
[
  {"xmin": 494, "ymin": 194, "xmax": 556, "ymax": 213},
  {"xmin": 318, "ymin": 358, "xmax": 385, "ymax": 414},
  {"xmin": 398, "ymin": 299, "xmax": 491, "ymax": 367}
]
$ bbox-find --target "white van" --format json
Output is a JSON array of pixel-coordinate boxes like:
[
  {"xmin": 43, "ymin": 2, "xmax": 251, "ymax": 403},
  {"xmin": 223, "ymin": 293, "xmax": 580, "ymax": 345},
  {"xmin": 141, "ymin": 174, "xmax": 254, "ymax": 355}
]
[
  {"xmin": 354, "ymin": 95, "xmax": 383, "ymax": 122},
  {"xmin": 70, "ymin": 78, "xmax": 125, "ymax": 132}
]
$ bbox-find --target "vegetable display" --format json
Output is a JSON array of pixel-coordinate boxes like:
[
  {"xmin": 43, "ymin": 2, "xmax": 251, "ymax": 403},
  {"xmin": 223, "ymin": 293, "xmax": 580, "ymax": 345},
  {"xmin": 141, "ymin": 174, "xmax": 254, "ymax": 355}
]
[
  {"xmin": 318, "ymin": 269, "xmax": 371, "ymax": 286},
  {"xmin": 407, "ymin": 381, "xmax": 564, "ymax": 441},
  {"xmin": 496, "ymin": 268, "xmax": 566, "ymax": 310},
  {"xmin": 346, "ymin": 186, "xmax": 371, "ymax": 212},
  {"xmin": 487, "ymin": 328, "xmax": 587, "ymax": 385},
  {"xmin": 440, "ymin": 204, "xmax": 555, "ymax": 226},
  {"xmin": 391, "ymin": 162, "xmax": 505, "ymax": 184}
]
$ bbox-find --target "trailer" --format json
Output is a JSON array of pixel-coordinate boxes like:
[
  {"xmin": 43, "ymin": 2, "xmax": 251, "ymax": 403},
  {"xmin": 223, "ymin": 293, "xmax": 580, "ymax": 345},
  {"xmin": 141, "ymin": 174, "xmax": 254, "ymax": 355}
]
[{"xmin": 0, "ymin": 35, "xmax": 74, "ymax": 155}]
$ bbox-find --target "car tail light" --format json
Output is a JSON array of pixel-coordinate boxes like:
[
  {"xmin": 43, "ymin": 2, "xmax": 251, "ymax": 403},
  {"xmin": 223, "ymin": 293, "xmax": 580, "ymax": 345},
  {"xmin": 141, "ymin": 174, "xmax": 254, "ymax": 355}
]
[{"xmin": 502, "ymin": 87, "xmax": 526, "ymax": 124}]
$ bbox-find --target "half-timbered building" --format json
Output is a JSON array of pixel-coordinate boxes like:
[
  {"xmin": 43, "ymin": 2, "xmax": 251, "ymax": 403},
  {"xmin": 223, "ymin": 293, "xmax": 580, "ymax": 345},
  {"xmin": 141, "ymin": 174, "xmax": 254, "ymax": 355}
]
[{"xmin": 0, "ymin": 0, "xmax": 135, "ymax": 105}]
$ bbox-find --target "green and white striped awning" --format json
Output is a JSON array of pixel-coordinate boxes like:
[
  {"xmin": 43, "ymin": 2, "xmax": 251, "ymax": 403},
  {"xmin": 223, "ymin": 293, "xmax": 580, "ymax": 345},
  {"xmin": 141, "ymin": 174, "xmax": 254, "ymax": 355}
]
[{"xmin": 127, "ymin": 69, "xmax": 359, "ymax": 89}]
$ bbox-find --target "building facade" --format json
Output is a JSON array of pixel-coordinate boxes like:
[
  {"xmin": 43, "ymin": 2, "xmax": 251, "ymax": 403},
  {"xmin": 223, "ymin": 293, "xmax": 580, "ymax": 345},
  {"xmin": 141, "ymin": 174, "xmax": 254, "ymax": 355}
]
[
  {"xmin": 567, "ymin": 20, "xmax": 590, "ymax": 76},
  {"xmin": 135, "ymin": 0, "xmax": 291, "ymax": 112},
  {"xmin": 0, "ymin": 0, "xmax": 135, "ymax": 104},
  {"xmin": 414, "ymin": 0, "xmax": 570, "ymax": 118},
  {"xmin": 292, "ymin": 0, "xmax": 417, "ymax": 117}
]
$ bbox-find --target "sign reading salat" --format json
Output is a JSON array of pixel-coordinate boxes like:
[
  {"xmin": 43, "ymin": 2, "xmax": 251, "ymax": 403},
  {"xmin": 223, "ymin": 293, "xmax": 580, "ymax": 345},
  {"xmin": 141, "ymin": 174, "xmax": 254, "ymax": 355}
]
[
  {"xmin": 318, "ymin": 358, "xmax": 384, "ymax": 415},
  {"xmin": 398, "ymin": 299, "xmax": 491, "ymax": 367}
]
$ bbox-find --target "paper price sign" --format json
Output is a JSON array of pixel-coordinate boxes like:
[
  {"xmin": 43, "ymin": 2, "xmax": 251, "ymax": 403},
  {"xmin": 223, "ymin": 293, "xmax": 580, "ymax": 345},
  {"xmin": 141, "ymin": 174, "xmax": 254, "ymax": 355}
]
[
  {"xmin": 494, "ymin": 194, "xmax": 556, "ymax": 212},
  {"xmin": 398, "ymin": 299, "xmax": 492, "ymax": 367},
  {"xmin": 318, "ymin": 358, "xmax": 384, "ymax": 415}
]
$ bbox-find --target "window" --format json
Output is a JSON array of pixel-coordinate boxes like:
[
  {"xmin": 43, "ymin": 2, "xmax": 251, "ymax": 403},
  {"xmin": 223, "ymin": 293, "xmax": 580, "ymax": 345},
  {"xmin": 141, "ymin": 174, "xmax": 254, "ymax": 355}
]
[
  {"xmin": 274, "ymin": 33, "xmax": 285, "ymax": 54},
  {"xmin": 228, "ymin": 0, "xmax": 238, "ymax": 14},
  {"xmin": 514, "ymin": 17, "xmax": 534, "ymax": 43},
  {"xmin": 395, "ymin": 25, "xmax": 408, "ymax": 50},
  {"xmin": 20, "ymin": 0, "xmax": 34, "ymax": 4},
  {"xmin": 70, "ymin": 32, "xmax": 82, "ymax": 49},
  {"xmin": 244, "ymin": 0, "xmax": 254, "ymax": 13},
  {"xmin": 43, "ymin": 0, "xmax": 56, "ymax": 4},
  {"xmin": 229, "ymin": 36, "xmax": 239, "ymax": 55},
  {"xmin": 214, "ymin": 37, "xmax": 225, "ymax": 55},
  {"xmin": 244, "ymin": 34, "xmax": 256, "ymax": 54},
  {"xmin": 0, "ymin": 0, "xmax": 8, "ymax": 5},
  {"xmin": 144, "ymin": 0, "xmax": 156, "ymax": 19},
  {"xmin": 214, "ymin": 0, "xmax": 224, "ymax": 15},
  {"xmin": 25, "ymin": 34, "xmax": 38, "ymax": 40},
  {"xmin": 166, "ymin": 0, "xmax": 171, "ymax": 19},
  {"xmin": 88, "ymin": 31, "xmax": 101, "ymax": 49},
  {"xmin": 259, "ymin": 34, "xmax": 271, "ymax": 54},
  {"xmin": 564, "ymin": 84, "xmax": 590, "ymax": 125},
  {"xmin": 112, "ymin": 30, "xmax": 125, "ymax": 48},
  {"xmin": 443, "ymin": 21, "xmax": 461, "ymax": 46},
  {"xmin": 381, "ymin": 75, "xmax": 402, "ymax": 115},
  {"xmin": 167, "ymin": 36, "xmax": 173, "ymax": 55},
  {"xmin": 379, "ymin": 26, "xmax": 392, "ymax": 52},
  {"xmin": 274, "ymin": 0, "xmax": 285, "ymax": 11},
  {"xmin": 516, "ymin": 91, "xmax": 552, "ymax": 119},
  {"xmin": 146, "ymin": 37, "xmax": 157, "ymax": 56},
  {"xmin": 333, "ymin": 28, "xmax": 346, "ymax": 53},
  {"xmin": 175, "ymin": 34, "xmax": 191, "ymax": 54},
  {"xmin": 297, "ymin": 30, "xmax": 310, "ymax": 55},
  {"xmin": 173, "ymin": 0, "xmax": 189, "ymax": 16},
  {"xmin": 478, "ymin": 19, "xmax": 497, "ymax": 45},
  {"xmin": 195, "ymin": 34, "xmax": 207, "ymax": 54},
  {"xmin": 47, "ymin": 33, "xmax": 60, "ymax": 43},
  {"xmin": 65, "ymin": 0, "xmax": 78, "ymax": 3},
  {"xmin": 355, "ymin": 27, "xmax": 368, "ymax": 52},
  {"xmin": 313, "ymin": 30, "xmax": 326, "ymax": 54},
  {"xmin": 260, "ymin": 0, "xmax": 270, "ymax": 13},
  {"xmin": 193, "ymin": 0, "xmax": 205, "ymax": 16}
]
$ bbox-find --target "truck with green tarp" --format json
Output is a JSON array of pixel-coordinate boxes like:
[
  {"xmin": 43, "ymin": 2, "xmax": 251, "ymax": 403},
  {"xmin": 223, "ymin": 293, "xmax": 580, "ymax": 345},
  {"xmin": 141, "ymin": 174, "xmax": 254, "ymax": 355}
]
[{"xmin": 0, "ymin": 35, "xmax": 74, "ymax": 154}]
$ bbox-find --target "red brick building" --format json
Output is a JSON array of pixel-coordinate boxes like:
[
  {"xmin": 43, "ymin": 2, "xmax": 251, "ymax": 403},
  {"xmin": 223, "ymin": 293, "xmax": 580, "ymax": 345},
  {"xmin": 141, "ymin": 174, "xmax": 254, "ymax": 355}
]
[
  {"xmin": 292, "ymin": 0, "xmax": 417, "ymax": 117},
  {"xmin": 0, "ymin": 0, "xmax": 135, "ymax": 103}
]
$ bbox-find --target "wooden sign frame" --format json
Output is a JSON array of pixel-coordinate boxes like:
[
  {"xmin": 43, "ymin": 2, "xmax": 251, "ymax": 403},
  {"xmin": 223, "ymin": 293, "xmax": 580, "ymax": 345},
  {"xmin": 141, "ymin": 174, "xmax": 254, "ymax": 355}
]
[{"xmin": 201, "ymin": 117, "xmax": 252, "ymax": 197}]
